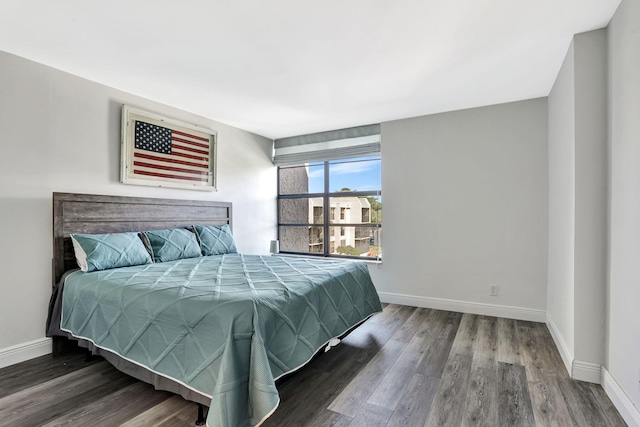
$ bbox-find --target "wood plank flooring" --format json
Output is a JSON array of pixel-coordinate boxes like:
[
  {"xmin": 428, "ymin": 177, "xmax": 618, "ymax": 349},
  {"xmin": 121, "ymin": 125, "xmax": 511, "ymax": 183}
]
[{"xmin": 0, "ymin": 304, "xmax": 627, "ymax": 426}]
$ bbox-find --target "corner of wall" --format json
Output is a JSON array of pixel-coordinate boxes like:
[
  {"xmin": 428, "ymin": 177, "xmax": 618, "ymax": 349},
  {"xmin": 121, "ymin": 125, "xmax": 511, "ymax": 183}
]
[
  {"xmin": 547, "ymin": 311, "xmax": 603, "ymax": 385},
  {"xmin": 571, "ymin": 360, "xmax": 602, "ymax": 383},
  {"xmin": 546, "ymin": 315, "xmax": 573, "ymax": 376}
]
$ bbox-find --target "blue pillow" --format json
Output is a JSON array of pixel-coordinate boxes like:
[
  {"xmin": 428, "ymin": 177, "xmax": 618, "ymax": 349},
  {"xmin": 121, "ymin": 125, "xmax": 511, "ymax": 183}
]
[
  {"xmin": 193, "ymin": 224, "xmax": 238, "ymax": 256},
  {"xmin": 144, "ymin": 228, "xmax": 202, "ymax": 263},
  {"xmin": 70, "ymin": 232, "xmax": 153, "ymax": 272}
]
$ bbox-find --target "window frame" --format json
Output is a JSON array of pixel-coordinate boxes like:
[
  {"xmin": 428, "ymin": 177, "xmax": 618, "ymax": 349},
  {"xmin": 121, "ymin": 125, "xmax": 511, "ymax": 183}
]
[{"xmin": 277, "ymin": 157, "xmax": 381, "ymax": 260}]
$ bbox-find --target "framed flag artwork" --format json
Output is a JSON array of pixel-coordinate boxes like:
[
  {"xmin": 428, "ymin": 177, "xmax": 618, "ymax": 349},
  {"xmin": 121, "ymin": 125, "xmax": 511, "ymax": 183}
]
[{"xmin": 121, "ymin": 106, "xmax": 217, "ymax": 191}]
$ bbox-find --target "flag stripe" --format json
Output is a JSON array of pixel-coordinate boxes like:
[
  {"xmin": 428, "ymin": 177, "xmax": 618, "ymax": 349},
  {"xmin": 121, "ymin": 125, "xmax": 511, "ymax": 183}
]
[
  {"xmin": 172, "ymin": 142, "xmax": 209, "ymax": 156},
  {"xmin": 134, "ymin": 162, "xmax": 207, "ymax": 178},
  {"xmin": 172, "ymin": 129, "xmax": 210, "ymax": 142},
  {"xmin": 133, "ymin": 161, "xmax": 208, "ymax": 176},
  {"xmin": 172, "ymin": 136, "xmax": 210, "ymax": 149},
  {"xmin": 169, "ymin": 150, "xmax": 208, "ymax": 162},
  {"xmin": 133, "ymin": 152, "xmax": 208, "ymax": 169},
  {"xmin": 133, "ymin": 169, "xmax": 209, "ymax": 182}
]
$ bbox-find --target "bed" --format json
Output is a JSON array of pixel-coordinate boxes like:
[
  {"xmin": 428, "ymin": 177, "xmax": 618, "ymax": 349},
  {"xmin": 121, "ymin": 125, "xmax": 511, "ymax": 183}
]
[{"xmin": 46, "ymin": 192, "xmax": 383, "ymax": 427}]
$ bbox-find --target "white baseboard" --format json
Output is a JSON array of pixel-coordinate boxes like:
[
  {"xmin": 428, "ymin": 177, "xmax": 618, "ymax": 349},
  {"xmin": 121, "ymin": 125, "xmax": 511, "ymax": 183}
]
[
  {"xmin": 546, "ymin": 317, "xmax": 603, "ymax": 384},
  {"xmin": 602, "ymin": 367, "xmax": 640, "ymax": 427},
  {"xmin": 0, "ymin": 338, "xmax": 52, "ymax": 369},
  {"xmin": 572, "ymin": 360, "xmax": 601, "ymax": 384},
  {"xmin": 546, "ymin": 317, "xmax": 573, "ymax": 376},
  {"xmin": 377, "ymin": 291, "xmax": 546, "ymax": 322}
]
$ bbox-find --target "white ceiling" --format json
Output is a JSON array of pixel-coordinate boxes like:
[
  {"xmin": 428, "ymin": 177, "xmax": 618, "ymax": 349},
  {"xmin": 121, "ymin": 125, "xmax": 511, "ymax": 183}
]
[{"xmin": 0, "ymin": 0, "xmax": 621, "ymax": 139}]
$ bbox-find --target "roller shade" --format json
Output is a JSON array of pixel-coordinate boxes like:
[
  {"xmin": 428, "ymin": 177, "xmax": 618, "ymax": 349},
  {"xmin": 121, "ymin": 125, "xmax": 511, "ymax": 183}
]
[{"xmin": 273, "ymin": 124, "xmax": 380, "ymax": 166}]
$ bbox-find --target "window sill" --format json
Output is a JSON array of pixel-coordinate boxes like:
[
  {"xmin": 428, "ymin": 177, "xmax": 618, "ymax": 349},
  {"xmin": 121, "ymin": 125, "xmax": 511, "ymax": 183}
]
[{"xmin": 272, "ymin": 253, "xmax": 382, "ymax": 265}]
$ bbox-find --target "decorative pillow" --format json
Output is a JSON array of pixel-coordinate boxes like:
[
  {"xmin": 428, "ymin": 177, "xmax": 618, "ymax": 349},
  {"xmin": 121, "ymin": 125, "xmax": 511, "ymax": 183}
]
[
  {"xmin": 144, "ymin": 228, "xmax": 202, "ymax": 263},
  {"xmin": 70, "ymin": 232, "xmax": 153, "ymax": 272},
  {"xmin": 193, "ymin": 224, "xmax": 238, "ymax": 256}
]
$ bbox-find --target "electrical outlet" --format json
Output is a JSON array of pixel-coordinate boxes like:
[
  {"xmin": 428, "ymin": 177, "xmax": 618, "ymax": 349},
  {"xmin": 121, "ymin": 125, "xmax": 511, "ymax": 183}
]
[{"xmin": 490, "ymin": 284, "xmax": 499, "ymax": 296}]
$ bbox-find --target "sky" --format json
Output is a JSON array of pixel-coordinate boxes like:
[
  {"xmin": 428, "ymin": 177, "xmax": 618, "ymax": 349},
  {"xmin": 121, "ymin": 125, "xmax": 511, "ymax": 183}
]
[{"xmin": 307, "ymin": 157, "xmax": 381, "ymax": 194}]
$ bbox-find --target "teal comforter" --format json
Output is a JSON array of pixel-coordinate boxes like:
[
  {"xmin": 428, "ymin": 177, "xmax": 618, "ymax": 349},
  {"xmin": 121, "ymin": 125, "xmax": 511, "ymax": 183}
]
[{"xmin": 61, "ymin": 254, "xmax": 382, "ymax": 426}]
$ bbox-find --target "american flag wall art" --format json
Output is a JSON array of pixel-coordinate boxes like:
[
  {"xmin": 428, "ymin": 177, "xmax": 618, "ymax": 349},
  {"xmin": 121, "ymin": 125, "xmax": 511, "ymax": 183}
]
[{"xmin": 121, "ymin": 106, "xmax": 217, "ymax": 191}]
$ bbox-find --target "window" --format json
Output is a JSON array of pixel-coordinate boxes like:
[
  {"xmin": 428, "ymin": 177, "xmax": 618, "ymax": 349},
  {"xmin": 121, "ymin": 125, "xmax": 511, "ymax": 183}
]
[
  {"xmin": 362, "ymin": 208, "xmax": 370, "ymax": 223},
  {"xmin": 313, "ymin": 206, "xmax": 323, "ymax": 224},
  {"xmin": 277, "ymin": 156, "xmax": 382, "ymax": 259}
]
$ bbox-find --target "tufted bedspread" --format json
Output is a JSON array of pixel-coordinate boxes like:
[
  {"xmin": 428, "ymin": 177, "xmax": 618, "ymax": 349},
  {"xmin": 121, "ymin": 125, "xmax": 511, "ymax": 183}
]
[{"xmin": 57, "ymin": 253, "xmax": 382, "ymax": 426}]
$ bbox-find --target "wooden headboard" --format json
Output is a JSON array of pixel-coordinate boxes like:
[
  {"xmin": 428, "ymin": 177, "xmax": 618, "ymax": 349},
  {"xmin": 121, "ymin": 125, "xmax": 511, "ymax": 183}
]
[{"xmin": 52, "ymin": 192, "xmax": 232, "ymax": 286}]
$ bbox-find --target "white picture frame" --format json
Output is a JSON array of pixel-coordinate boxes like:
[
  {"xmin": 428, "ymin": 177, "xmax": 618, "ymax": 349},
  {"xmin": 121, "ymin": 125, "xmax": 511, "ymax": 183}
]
[{"xmin": 121, "ymin": 105, "xmax": 217, "ymax": 191}]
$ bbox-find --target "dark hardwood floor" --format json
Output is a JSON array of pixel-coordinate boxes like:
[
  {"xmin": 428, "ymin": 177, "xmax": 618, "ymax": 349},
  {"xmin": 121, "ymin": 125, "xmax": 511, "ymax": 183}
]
[{"xmin": 0, "ymin": 304, "xmax": 627, "ymax": 426}]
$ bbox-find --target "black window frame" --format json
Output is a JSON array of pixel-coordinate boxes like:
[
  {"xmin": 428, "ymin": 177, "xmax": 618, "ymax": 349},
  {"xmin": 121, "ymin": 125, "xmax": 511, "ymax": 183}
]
[{"xmin": 277, "ymin": 157, "xmax": 381, "ymax": 260}]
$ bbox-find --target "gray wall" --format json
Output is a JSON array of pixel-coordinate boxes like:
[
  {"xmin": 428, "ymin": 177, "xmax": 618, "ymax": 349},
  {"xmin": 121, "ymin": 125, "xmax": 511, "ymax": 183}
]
[
  {"xmin": 547, "ymin": 40, "xmax": 576, "ymax": 359},
  {"xmin": 607, "ymin": 0, "xmax": 640, "ymax": 413},
  {"xmin": 370, "ymin": 99, "xmax": 549, "ymax": 317},
  {"xmin": 0, "ymin": 51, "xmax": 276, "ymax": 352},
  {"xmin": 546, "ymin": 29, "xmax": 608, "ymax": 377},
  {"xmin": 573, "ymin": 30, "xmax": 608, "ymax": 368}
]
